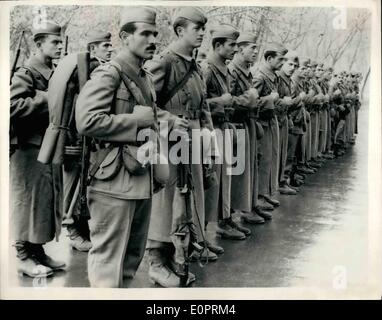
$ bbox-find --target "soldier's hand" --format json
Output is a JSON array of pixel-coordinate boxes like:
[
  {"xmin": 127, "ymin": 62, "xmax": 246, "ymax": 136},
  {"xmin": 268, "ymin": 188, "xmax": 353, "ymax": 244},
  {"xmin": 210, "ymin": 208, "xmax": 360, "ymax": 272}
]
[
  {"xmin": 173, "ymin": 116, "xmax": 189, "ymax": 130},
  {"xmin": 299, "ymin": 91, "xmax": 307, "ymax": 100},
  {"xmin": 334, "ymin": 89, "xmax": 341, "ymax": 96},
  {"xmin": 35, "ymin": 90, "xmax": 48, "ymax": 104},
  {"xmin": 329, "ymin": 77, "xmax": 339, "ymax": 87},
  {"xmin": 248, "ymin": 88, "xmax": 259, "ymax": 99},
  {"xmin": 270, "ymin": 92, "xmax": 279, "ymax": 101},
  {"xmin": 221, "ymin": 93, "xmax": 233, "ymax": 107},
  {"xmin": 133, "ymin": 105, "xmax": 155, "ymax": 128},
  {"xmin": 308, "ymin": 89, "xmax": 315, "ymax": 97}
]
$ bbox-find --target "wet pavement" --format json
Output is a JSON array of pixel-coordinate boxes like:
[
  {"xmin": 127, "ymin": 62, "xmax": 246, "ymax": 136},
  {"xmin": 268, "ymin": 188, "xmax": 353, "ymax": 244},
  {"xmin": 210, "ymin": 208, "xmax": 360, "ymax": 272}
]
[{"xmin": 9, "ymin": 104, "xmax": 369, "ymax": 289}]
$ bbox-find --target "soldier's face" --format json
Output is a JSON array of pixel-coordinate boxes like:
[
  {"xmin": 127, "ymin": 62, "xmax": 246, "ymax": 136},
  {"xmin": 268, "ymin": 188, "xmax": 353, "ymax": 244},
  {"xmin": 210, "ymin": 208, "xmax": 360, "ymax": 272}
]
[
  {"xmin": 196, "ymin": 52, "xmax": 206, "ymax": 64},
  {"xmin": 38, "ymin": 35, "xmax": 63, "ymax": 59},
  {"xmin": 325, "ymin": 70, "xmax": 333, "ymax": 80},
  {"xmin": 178, "ymin": 22, "xmax": 206, "ymax": 48},
  {"xmin": 217, "ymin": 39, "xmax": 238, "ymax": 61},
  {"xmin": 281, "ymin": 60, "xmax": 296, "ymax": 77},
  {"xmin": 268, "ymin": 53, "xmax": 285, "ymax": 71},
  {"xmin": 125, "ymin": 22, "xmax": 158, "ymax": 60},
  {"xmin": 92, "ymin": 42, "xmax": 113, "ymax": 61},
  {"xmin": 241, "ymin": 43, "xmax": 258, "ymax": 63},
  {"xmin": 315, "ymin": 66, "xmax": 324, "ymax": 78},
  {"xmin": 297, "ymin": 65, "xmax": 307, "ymax": 78}
]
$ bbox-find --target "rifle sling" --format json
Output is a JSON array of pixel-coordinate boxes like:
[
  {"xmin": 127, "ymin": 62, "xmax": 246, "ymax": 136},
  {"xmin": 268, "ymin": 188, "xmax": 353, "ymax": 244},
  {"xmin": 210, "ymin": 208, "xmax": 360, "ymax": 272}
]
[
  {"xmin": 111, "ymin": 58, "xmax": 159, "ymax": 130},
  {"xmin": 87, "ymin": 144, "xmax": 115, "ymax": 185},
  {"xmin": 77, "ymin": 52, "xmax": 90, "ymax": 90},
  {"xmin": 112, "ymin": 57, "xmax": 153, "ymax": 106},
  {"xmin": 157, "ymin": 60, "xmax": 195, "ymax": 107}
]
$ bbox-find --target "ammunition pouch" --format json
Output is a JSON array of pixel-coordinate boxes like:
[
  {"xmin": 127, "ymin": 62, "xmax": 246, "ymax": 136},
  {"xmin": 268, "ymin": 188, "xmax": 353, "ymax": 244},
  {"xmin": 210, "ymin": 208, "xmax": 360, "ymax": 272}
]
[
  {"xmin": 122, "ymin": 144, "xmax": 150, "ymax": 176},
  {"xmin": 91, "ymin": 146, "xmax": 122, "ymax": 181}
]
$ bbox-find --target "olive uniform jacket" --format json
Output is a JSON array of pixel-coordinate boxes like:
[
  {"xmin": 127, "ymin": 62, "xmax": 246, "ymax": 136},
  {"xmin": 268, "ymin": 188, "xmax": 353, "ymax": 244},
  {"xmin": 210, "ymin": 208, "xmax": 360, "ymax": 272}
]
[
  {"xmin": 75, "ymin": 50, "xmax": 175, "ymax": 200},
  {"xmin": 146, "ymin": 42, "xmax": 213, "ymax": 243}
]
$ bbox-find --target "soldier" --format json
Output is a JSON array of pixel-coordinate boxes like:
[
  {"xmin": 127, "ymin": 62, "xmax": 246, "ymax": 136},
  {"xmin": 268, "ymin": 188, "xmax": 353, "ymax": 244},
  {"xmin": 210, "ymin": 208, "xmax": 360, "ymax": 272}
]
[
  {"xmin": 253, "ymin": 42, "xmax": 288, "ymax": 211},
  {"xmin": 290, "ymin": 58, "xmax": 315, "ymax": 187},
  {"xmin": 329, "ymin": 71, "xmax": 347, "ymax": 156},
  {"xmin": 10, "ymin": 21, "xmax": 65, "ymax": 278},
  {"xmin": 75, "ymin": 7, "xmax": 176, "ymax": 287},
  {"xmin": 145, "ymin": 7, "xmax": 216, "ymax": 288},
  {"xmin": 68, "ymin": 31, "xmax": 112, "ymax": 251},
  {"xmin": 87, "ymin": 30, "xmax": 113, "ymax": 63},
  {"xmin": 315, "ymin": 62, "xmax": 329, "ymax": 159},
  {"xmin": 228, "ymin": 32, "xmax": 270, "ymax": 224},
  {"xmin": 38, "ymin": 31, "xmax": 114, "ymax": 253},
  {"xmin": 202, "ymin": 24, "xmax": 253, "ymax": 241},
  {"xmin": 344, "ymin": 71, "xmax": 357, "ymax": 145},
  {"xmin": 322, "ymin": 66, "xmax": 335, "ymax": 159},
  {"xmin": 307, "ymin": 60, "xmax": 325, "ymax": 166},
  {"xmin": 316, "ymin": 63, "xmax": 334, "ymax": 159},
  {"xmin": 276, "ymin": 51, "xmax": 301, "ymax": 195},
  {"xmin": 196, "ymin": 49, "xmax": 207, "ymax": 64}
]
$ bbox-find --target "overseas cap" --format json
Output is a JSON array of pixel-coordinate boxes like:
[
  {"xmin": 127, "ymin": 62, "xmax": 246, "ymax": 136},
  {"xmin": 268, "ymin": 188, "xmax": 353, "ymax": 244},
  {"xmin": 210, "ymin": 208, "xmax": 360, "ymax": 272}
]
[
  {"xmin": 300, "ymin": 57, "xmax": 311, "ymax": 67},
  {"xmin": 86, "ymin": 31, "xmax": 112, "ymax": 45},
  {"xmin": 284, "ymin": 50, "xmax": 299, "ymax": 64},
  {"xmin": 172, "ymin": 7, "xmax": 207, "ymax": 26},
  {"xmin": 310, "ymin": 60, "xmax": 318, "ymax": 68},
  {"xmin": 210, "ymin": 24, "xmax": 240, "ymax": 40},
  {"xmin": 120, "ymin": 7, "xmax": 156, "ymax": 28},
  {"xmin": 236, "ymin": 32, "xmax": 257, "ymax": 45},
  {"xmin": 316, "ymin": 62, "xmax": 324, "ymax": 68},
  {"xmin": 263, "ymin": 42, "xmax": 288, "ymax": 56},
  {"xmin": 32, "ymin": 20, "xmax": 61, "ymax": 40}
]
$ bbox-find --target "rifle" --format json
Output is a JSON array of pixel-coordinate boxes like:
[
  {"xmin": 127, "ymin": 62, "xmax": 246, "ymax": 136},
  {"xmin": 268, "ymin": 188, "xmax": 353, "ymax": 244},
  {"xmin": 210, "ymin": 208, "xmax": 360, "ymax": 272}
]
[
  {"xmin": 77, "ymin": 52, "xmax": 91, "ymax": 220},
  {"xmin": 10, "ymin": 30, "xmax": 25, "ymax": 84},
  {"xmin": 173, "ymin": 116, "xmax": 205, "ymax": 287},
  {"xmin": 64, "ymin": 52, "xmax": 91, "ymax": 223},
  {"xmin": 63, "ymin": 35, "xmax": 69, "ymax": 57}
]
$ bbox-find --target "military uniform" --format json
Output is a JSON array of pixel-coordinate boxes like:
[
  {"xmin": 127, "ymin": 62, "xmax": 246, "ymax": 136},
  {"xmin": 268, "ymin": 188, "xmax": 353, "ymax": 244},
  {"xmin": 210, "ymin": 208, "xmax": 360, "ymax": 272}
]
[
  {"xmin": 290, "ymin": 58, "xmax": 315, "ymax": 182},
  {"xmin": 10, "ymin": 21, "xmax": 65, "ymax": 278},
  {"xmin": 201, "ymin": 25, "xmax": 252, "ymax": 240},
  {"xmin": 75, "ymin": 8, "xmax": 174, "ymax": 287},
  {"xmin": 253, "ymin": 43, "xmax": 287, "ymax": 208},
  {"xmin": 276, "ymin": 52, "xmax": 302, "ymax": 194},
  {"xmin": 317, "ymin": 69, "xmax": 330, "ymax": 157},
  {"xmin": 228, "ymin": 33, "xmax": 265, "ymax": 222},
  {"xmin": 42, "ymin": 31, "xmax": 112, "ymax": 252},
  {"xmin": 145, "ymin": 7, "xmax": 214, "ymax": 287},
  {"xmin": 307, "ymin": 61, "xmax": 324, "ymax": 162}
]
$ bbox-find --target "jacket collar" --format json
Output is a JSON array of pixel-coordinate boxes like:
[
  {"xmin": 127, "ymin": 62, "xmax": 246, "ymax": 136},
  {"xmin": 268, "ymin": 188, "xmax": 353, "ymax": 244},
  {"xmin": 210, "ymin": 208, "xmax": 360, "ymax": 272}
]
[
  {"xmin": 169, "ymin": 42, "xmax": 194, "ymax": 62},
  {"xmin": 231, "ymin": 57, "xmax": 251, "ymax": 77},
  {"xmin": 207, "ymin": 52, "xmax": 228, "ymax": 77},
  {"xmin": 277, "ymin": 69, "xmax": 291, "ymax": 85},
  {"xmin": 259, "ymin": 62, "xmax": 277, "ymax": 83},
  {"xmin": 115, "ymin": 50, "xmax": 146, "ymax": 77},
  {"xmin": 27, "ymin": 54, "xmax": 54, "ymax": 80}
]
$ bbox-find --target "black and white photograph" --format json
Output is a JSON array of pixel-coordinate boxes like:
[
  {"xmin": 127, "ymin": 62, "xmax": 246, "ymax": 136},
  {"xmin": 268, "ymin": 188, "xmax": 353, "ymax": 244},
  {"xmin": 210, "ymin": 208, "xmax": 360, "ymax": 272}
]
[{"xmin": 0, "ymin": 0, "xmax": 381, "ymax": 300}]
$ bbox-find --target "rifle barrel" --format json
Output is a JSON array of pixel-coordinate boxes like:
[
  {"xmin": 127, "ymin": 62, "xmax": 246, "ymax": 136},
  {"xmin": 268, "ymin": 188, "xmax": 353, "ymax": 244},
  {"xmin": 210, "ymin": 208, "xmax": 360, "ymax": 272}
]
[{"xmin": 10, "ymin": 30, "xmax": 25, "ymax": 83}]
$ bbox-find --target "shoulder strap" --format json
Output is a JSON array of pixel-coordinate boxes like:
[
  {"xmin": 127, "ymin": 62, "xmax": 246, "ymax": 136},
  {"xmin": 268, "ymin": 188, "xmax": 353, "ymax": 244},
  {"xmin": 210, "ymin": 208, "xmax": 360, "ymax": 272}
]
[
  {"xmin": 77, "ymin": 52, "xmax": 90, "ymax": 90},
  {"xmin": 208, "ymin": 63, "xmax": 229, "ymax": 95},
  {"xmin": 110, "ymin": 60, "xmax": 159, "ymax": 131},
  {"xmin": 156, "ymin": 56, "xmax": 196, "ymax": 107},
  {"xmin": 113, "ymin": 57, "xmax": 153, "ymax": 106},
  {"xmin": 19, "ymin": 66, "xmax": 38, "ymax": 86}
]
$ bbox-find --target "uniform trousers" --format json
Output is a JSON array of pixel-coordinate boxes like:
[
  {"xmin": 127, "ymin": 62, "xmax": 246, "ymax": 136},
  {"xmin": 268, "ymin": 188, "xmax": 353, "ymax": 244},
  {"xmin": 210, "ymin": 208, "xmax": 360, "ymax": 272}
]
[{"xmin": 87, "ymin": 190, "xmax": 151, "ymax": 287}]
